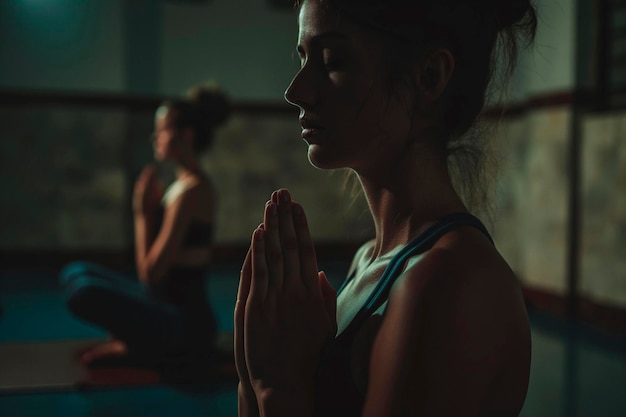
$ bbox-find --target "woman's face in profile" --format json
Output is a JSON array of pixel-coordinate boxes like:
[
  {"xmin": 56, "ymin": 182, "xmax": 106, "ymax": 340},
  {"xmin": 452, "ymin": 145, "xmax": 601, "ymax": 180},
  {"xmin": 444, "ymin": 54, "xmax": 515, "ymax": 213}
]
[
  {"xmin": 152, "ymin": 107, "xmax": 182, "ymax": 161},
  {"xmin": 285, "ymin": 0, "xmax": 414, "ymax": 172}
]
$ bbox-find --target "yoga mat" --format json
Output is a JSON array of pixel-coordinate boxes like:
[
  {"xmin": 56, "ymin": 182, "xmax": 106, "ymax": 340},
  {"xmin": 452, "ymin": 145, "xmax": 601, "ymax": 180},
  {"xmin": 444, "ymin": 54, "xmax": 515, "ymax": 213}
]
[
  {"xmin": 0, "ymin": 338, "xmax": 149, "ymax": 393},
  {"xmin": 0, "ymin": 334, "xmax": 237, "ymax": 393}
]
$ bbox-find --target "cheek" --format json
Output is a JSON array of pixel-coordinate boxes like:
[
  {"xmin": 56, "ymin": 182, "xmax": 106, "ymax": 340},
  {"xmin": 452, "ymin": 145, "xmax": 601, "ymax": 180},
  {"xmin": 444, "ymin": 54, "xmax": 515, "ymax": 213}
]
[
  {"xmin": 154, "ymin": 137, "xmax": 176, "ymax": 159},
  {"xmin": 351, "ymin": 93, "xmax": 414, "ymax": 162},
  {"xmin": 327, "ymin": 80, "xmax": 373, "ymax": 136},
  {"xmin": 159, "ymin": 135, "xmax": 177, "ymax": 150},
  {"xmin": 362, "ymin": 82, "xmax": 412, "ymax": 131},
  {"xmin": 341, "ymin": 87, "xmax": 392, "ymax": 140}
]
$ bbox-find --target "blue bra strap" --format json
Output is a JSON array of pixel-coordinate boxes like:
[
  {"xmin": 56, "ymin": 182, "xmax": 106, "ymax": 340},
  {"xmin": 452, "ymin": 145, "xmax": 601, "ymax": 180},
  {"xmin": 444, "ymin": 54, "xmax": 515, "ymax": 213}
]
[{"xmin": 341, "ymin": 212, "xmax": 492, "ymax": 334}]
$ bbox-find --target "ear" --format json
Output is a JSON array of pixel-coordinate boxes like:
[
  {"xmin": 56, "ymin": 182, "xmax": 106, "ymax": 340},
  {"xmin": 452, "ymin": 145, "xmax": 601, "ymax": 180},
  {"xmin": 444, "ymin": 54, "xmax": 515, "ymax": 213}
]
[{"xmin": 417, "ymin": 48, "xmax": 455, "ymax": 105}]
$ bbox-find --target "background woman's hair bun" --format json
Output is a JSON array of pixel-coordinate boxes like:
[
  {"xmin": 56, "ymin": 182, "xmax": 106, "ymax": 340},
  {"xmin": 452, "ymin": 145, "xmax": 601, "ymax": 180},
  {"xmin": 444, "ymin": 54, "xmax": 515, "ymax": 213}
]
[{"xmin": 186, "ymin": 84, "xmax": 232, "ymax": 128}]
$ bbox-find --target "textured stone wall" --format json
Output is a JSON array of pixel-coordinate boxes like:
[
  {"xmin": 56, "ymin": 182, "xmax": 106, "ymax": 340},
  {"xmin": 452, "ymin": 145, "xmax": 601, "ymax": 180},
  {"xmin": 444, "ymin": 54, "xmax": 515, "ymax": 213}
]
[
  {"xmin": 0, "ymin": 105, "xmax": 129, "ymax": 249},
  {"xmin": 580, "ymin": 113, "xmax": 626, "ymax": 308},
  {"xmin": 492, "ymin": 107, "xmax": 626, "ymax": 309},
  {"xmin": 490, "ymin": 108, "xmax": 571, "ymax": 295}
]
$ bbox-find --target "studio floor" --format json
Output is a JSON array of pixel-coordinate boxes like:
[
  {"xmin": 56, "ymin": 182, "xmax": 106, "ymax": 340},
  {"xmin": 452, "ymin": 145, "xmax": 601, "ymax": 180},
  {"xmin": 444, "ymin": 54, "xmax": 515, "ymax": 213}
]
[{"xmin": 0, "ymin": 263, "xmax": 624, "ymax": 417}]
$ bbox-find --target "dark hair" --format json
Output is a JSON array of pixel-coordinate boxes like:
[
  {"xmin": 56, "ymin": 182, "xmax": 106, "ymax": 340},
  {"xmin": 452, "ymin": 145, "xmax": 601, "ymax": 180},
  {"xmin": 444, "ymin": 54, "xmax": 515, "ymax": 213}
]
[
  {"xmin": 161, "ymin": 84, "xmax": 232, "ymax": 153},
  {"xmin": 297, "ymin": 0, "xmax": 537, "ymax": 213}
]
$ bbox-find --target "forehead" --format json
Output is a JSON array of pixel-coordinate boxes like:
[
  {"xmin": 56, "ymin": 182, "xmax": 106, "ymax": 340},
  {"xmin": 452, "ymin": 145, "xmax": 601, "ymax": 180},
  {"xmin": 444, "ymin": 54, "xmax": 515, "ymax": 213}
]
[
  {"xmin": 297, "ymin": 1, "xmax": 355, "ymax": 45},
  {"xmin": 298, "ymin": 1, "xmax": 335, "ymax": 32},
  {"xmin": 155, "ymin": 106, "xmax": 178, "ymax": 125}
]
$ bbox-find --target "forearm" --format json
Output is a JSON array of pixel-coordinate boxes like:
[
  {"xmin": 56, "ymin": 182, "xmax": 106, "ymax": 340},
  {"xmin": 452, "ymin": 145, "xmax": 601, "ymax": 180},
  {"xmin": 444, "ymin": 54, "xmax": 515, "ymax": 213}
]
[
  {"xmin": 255, "ymin": 387, "xmax": 314, "ymax": 417},
  {"xmin": 239, "ymin": 382, "xmax": 313, "ymax": 417},
  {"xmin": 238, "ymin": 383, "xmax": 260, "ymax": 417},
  {"xmin": 133, "ymin": 212, "xmax": 157, "ymax": 283}
]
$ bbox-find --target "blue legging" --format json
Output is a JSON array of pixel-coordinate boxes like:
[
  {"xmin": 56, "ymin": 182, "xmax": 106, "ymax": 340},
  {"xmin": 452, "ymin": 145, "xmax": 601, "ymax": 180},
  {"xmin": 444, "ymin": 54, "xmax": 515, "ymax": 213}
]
[{"xmin": 60, "ymin": 261, "xmax": 203, "ymax": 361}]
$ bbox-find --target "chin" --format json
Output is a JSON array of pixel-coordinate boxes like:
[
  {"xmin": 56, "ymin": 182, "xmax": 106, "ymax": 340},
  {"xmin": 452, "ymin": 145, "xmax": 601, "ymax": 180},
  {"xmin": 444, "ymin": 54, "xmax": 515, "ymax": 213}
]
[
  {"xmin": 307, "ymin": 145, "xmax": 349, "ymax": 170},
  {"xmin": 155, "ymin": 150, "xmax": 173, "ymax": 162}
]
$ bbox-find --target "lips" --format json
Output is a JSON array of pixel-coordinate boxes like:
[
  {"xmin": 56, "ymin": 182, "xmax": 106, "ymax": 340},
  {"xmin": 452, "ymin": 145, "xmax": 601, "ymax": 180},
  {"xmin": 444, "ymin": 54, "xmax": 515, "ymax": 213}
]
[{"xmin": 300, "ymin": 117, "xmax": 325, "ymax": 140}]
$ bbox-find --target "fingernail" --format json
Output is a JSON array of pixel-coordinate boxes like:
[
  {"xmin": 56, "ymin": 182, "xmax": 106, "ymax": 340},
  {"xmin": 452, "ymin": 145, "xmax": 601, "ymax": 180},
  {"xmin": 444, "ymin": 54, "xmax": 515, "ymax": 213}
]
[
  {"xmin": 270, "ymin": 203, "xmax": 278, "ymax": 216},
  {"xmin": 256, "ymin": 229, "xmax": 265, "ymax": 241},
  {"xmin": 280, "ymin": 190, "xmax": 290, "ymax": 203}
]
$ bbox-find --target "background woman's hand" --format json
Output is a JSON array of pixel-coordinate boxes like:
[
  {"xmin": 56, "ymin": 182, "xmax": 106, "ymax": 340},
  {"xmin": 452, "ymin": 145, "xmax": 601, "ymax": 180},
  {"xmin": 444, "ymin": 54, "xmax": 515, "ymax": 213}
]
[
  {"xmin": 242, "ymin": 189, "xmax": 337, "ymax": 406},
  {"xmin": 132, "ymin": 165, "xmax": 164, "ymax": 215}
]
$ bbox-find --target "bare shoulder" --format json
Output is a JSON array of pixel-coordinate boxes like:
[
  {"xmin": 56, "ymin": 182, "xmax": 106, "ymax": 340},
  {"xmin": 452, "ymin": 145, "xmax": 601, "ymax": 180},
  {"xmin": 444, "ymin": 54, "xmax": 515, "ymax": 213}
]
[
  {"xmin": 393, "ymin": 227, "xmax": 523, "ymax": 317},
  {"xmin": 383, "ymin": 226, "xmax": 530, "ymax": 371},
  {"xmin": 172, "ymin": 182, "xmax": 202, "ymax": 207},
  {"xmin": 366, "ymin": 228, "xmax": 531, "ymax": 414},
  {"xmin": 176, "ymin": 176, "xmax": 215, "ymax": 206}
]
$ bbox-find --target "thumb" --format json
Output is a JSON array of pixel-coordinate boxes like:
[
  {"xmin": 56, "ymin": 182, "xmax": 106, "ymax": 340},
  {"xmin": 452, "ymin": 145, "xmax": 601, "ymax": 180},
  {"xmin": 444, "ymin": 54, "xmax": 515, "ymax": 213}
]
[{"xmin": 318, "ymin": 271, "xmax": 337, "ymax": 335}]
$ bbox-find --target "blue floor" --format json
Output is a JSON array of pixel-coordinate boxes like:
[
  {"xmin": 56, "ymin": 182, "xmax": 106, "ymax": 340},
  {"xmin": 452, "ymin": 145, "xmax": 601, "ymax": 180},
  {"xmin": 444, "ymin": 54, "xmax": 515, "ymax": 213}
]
[{"xmin": 1, "ymin": 264, "xmax": 625, "ymax": 417}]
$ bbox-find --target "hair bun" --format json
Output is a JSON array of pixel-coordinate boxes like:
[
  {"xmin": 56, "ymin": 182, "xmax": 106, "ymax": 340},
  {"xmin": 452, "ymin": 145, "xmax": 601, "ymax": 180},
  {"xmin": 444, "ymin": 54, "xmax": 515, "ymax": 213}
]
[{"xmin": 187, "ymin": 84, "xmax": 232, "ymax": 128}]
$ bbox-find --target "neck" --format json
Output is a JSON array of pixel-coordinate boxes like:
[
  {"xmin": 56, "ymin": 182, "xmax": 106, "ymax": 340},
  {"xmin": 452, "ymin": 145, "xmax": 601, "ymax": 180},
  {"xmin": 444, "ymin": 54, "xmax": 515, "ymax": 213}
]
[
  {"xmin": 355, "ymin": 145, "xmax": 467, "ymax": 261},
  {"xmin": 175, "ymin": 156, "xmax": 202, "ymax": 181}
]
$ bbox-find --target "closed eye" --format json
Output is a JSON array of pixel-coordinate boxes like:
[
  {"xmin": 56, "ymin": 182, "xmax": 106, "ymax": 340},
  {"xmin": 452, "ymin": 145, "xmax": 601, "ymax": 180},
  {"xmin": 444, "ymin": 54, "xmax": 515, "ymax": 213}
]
[
  {"xmin": 295, "ymin": 31, "xmax": 350, "ymax": 69},
  {"xmin": 323, "ymin": 49, "xmax": 345, "ymax": 71}
]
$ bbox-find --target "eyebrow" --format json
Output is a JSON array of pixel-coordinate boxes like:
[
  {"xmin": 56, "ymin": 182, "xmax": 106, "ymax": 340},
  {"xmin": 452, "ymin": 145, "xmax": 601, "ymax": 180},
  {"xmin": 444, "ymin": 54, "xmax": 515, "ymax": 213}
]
[{"xmin": 296, "ymin": 31, "xmax": 350, "ymax": 55}]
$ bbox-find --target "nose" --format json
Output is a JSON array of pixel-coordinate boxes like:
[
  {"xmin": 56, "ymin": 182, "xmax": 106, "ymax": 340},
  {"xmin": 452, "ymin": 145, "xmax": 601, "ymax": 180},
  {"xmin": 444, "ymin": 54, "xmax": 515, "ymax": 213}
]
[{"xmin": 284, "ymin": 65, "xmax": 316, "ymax": 109}]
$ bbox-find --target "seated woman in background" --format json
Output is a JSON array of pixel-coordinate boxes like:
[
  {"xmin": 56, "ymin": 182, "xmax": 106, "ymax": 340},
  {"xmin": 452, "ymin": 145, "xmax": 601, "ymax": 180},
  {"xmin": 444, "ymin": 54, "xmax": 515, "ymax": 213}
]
[{"xmin": 60, "ymin": 85, "xmax": 231, "ymax": 374}]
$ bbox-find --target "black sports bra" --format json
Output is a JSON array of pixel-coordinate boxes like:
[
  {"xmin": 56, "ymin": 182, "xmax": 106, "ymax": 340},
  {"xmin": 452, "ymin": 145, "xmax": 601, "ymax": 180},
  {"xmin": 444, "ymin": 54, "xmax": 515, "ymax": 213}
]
[
  {"xmin": 313, "ymin": 212, "xmax": 493, "ymax": 417},
  {"xmin": 154, "ymin": 208, "xmax": 214, "ymax": 248},
  {"xmin": 182, "ymin": 220, "xmax": 214, "ymax": 247}
]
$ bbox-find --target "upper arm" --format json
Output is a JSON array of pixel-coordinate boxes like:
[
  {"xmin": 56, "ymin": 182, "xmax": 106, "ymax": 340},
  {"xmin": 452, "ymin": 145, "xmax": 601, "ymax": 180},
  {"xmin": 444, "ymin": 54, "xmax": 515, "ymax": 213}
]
[
  {"xmin": 144, "ymin": 186, "xmax": 198, "ymax": 281},
  {"xmin": 362, "ymin": 249, "xmax": 507, "ymax": 417}
]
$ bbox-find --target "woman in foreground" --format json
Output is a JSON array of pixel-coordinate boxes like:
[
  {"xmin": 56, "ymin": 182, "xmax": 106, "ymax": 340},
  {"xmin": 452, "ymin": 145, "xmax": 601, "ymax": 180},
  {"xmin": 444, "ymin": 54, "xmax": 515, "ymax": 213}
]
[{"xmin": 236, "ymin": 0, "xmax": 536, "ymax": 415}]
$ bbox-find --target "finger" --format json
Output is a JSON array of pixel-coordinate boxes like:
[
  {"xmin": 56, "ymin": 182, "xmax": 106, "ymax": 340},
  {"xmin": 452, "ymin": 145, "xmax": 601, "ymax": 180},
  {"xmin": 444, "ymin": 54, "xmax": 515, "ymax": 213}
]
[
  {"xmin": 138, "ymin": 166, "xmax": 154, "ymax": 186},
  {"xmin": 141, "ymin": 165, "xmax": 156, "ymax": 179},
  {"xmin": 234, "ymin": 247, "xmax": 252, "ymax": 380},
  {"xmin": 276, "ymin": 189, "xmax": 301, "ymax": 291},
  {"xmin": 251, "ymin": 227, "xmax": 270, "ymax": 302},
  {"xmin": 136, "ymin": 171, "xmax": 147, "ymax": 186},
  {"xmin": 264, "ymin": 200, "xmax": 284, "ymax": 290},
  {"xmin": 236, "ymin": 247, "xmax": 252, "ymax": 305},
  {"xmin": 145, "ymin": 167, "xmax": 157, "ymax": 186},
  {"xmin": 236, "ymin": 223, "xmax": 263, "ymax": 303},
  {"xmin": 292, "ymin": 202, "xmax": 319, "ymax": 295}
]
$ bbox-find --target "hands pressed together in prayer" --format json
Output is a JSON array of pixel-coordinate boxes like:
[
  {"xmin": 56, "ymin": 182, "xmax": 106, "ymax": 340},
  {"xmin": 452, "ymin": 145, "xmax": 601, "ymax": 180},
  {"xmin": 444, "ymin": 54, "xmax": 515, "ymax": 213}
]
[
  {"xmin": 234, "ymin": 188, "xmax": 337, "ymax": 416},
  {"xmin": 132, "ymin": 164, "xmax": 164, "ymax": 215}
]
